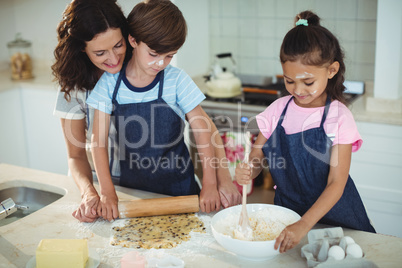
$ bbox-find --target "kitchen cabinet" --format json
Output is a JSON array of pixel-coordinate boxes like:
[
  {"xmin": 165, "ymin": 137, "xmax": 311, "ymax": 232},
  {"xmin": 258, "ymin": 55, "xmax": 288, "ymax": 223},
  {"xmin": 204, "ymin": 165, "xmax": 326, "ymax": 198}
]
[
  {"xmin": 0, "ymin": 86, "xmax": 68, "ymax": 175},
  {"xmin": 0, "ymin": 89, "xmax": 28, "ymax": 167},
  {"xmin": 20, "ymin": 87, "xmax": 68, "ymax": 174},
  {"xmin": 350, "ymin": 121, "xmax": 402, "ymax": 237}
]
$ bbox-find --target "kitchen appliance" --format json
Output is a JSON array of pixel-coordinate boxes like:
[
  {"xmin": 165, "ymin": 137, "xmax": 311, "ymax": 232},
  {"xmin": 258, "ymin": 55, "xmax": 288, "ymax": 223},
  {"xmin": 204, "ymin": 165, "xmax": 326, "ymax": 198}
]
[
  {"xmin": 118, "ymin": 195, "xmax": 199, "ymax": 218},
  {"xmin": 205, "ymin": 53, "xmax": 242, "ymax": 98},
  {"xmin": 344, "ymin": 80, "xmax": 365, "ymax": 103},
  {"xmin": 7, "ymin": 33, "xmax": 34, "ymax": 80}
]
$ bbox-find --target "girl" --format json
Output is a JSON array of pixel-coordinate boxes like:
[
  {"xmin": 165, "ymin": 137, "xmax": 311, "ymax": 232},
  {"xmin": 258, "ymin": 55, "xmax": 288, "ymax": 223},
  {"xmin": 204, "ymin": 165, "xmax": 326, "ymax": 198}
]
[
  {"xmin": 235, "ymin": 10, "xmax": 375, "ymax": 253},
  {"xmin": 53, "ymin": 0, "xmax": 240, "ymax": 223},
  {"xmin": 86, "ymin": 0, "xmax": 237, "ymax": 222}
]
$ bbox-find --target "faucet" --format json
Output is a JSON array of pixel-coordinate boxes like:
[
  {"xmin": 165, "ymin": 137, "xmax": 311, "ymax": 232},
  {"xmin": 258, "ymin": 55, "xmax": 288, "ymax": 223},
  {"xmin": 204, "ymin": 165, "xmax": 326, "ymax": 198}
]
[{"xmin": 0, "ymin": 198, "xmax": 29, "ymax": 220}]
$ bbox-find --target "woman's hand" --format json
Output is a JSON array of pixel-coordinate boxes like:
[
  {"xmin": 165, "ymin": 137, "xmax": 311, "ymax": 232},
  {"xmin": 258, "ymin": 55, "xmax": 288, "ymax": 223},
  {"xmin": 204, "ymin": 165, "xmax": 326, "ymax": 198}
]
[
  {"xmin": 234, "ymin": 162, "xmax": 253, "ymax": 185},
  {"xmin": 72, "ymin": 190, "xmax": 100, "ymax": 222},
  {"xmin": 274, "ymin": 220, "xmax": 310, "ymax": 253},
  {"xmin": 97, "ymin": 191, "xmax": 119, "ymax": 222},
  {"xmin": 199, "ymin": 181, "xmax": 221, "ymax": 213}
]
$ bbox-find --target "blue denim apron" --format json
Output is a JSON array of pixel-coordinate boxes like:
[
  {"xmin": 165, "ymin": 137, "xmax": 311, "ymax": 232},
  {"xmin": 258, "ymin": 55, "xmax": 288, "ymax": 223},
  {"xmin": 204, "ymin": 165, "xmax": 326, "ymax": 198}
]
[
  {"xmin": 111, "ymin": 66, "xmax": 200, "ymax": 196},
  {"xmin": 262, "ymin": 96, "xmax": 375, "ymax": 233}
]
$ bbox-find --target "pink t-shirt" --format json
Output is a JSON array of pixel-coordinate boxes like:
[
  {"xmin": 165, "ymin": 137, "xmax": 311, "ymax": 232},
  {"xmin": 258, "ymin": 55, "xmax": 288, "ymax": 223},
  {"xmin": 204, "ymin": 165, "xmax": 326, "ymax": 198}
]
[{"xmin": 256, "ymin": 95, "xmax": 362, "ymax": 152}]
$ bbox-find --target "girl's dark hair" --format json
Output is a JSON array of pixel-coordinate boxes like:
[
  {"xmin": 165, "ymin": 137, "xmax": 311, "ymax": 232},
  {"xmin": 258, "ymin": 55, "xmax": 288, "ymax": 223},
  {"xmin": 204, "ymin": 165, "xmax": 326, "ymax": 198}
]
[
  {"xmin": 280, "ymin": 10, "xmax": 346, "ymax": 103},
  {"xmin": 127, "ymin": 0, "xmax": 187, "ymax": 54},
  {"xmin": 52, "ymin": 0, "xmax": 131, "ymax": 100}
]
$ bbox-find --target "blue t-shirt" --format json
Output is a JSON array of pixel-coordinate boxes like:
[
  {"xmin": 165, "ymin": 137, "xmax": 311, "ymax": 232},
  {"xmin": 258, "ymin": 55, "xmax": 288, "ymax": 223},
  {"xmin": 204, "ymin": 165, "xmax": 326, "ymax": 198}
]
[{"xmin": 87, "ymin": 64, "xmax": 205, "ymax": 120}]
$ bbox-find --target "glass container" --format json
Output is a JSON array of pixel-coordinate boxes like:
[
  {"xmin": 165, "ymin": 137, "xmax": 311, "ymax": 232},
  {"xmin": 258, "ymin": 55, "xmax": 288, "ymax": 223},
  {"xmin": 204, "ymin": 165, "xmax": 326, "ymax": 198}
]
[{"xmin": 7, "ymin": 33, "xmax": 34, "ymax": 80}]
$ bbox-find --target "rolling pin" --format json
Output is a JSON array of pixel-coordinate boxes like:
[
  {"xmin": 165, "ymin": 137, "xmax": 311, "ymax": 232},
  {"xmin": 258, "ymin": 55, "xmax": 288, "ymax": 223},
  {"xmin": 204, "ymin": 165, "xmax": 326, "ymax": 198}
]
[{"xmin": 118, "ymin": 195, "xmax": 199, "ymax": 218}]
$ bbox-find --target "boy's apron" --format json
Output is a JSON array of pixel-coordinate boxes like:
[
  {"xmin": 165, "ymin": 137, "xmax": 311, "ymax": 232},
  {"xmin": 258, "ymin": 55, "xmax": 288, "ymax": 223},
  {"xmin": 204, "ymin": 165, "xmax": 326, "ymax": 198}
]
[
  {"xmin": 262, "ymin": 96, "xmax": 375, "ymax": 233},
  {"xmin": 111, "ymin": 66, "xmax": 200, "ymax": 196}
]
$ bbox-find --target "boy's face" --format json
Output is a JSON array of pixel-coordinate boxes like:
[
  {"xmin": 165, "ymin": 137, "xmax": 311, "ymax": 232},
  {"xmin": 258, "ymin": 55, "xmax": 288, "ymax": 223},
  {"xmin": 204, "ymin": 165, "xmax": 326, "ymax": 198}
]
[{"xmin": 129, "ymin": 35, "xmax": 177, "ymax": 76}]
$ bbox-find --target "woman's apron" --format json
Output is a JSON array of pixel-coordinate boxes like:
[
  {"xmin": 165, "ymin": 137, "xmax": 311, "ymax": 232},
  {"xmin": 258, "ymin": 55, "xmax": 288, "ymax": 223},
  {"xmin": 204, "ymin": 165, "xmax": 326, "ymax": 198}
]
[
  {"xmin": 111, "ymin": 66, "xmax": 200, "ymax": 196},
  {"xmin": 262, "ymin": 96, "xmax": 375, "ymax": 233}
]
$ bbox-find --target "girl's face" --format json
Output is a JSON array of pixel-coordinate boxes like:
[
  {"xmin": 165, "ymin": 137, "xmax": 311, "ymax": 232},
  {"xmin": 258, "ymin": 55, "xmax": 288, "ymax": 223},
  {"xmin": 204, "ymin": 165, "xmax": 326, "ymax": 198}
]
[
  {"xmin": 84, "ymin": 28, "xmax": 126, "ymax": 74},
  {"xmin": 281, "ymin": 60, "xmax": 339, "ymax": 108},
  {"xmin": 130, "ymin": 36, "xmax": 177, "ymax": 77}
]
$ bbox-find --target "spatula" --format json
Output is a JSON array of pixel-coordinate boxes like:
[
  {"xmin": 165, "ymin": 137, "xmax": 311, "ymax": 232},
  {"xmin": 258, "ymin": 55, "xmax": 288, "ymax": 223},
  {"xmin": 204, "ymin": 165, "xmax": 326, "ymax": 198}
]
[{"xmin": 235, "ymin": 131, "xmax": 253, "ymax": 240}]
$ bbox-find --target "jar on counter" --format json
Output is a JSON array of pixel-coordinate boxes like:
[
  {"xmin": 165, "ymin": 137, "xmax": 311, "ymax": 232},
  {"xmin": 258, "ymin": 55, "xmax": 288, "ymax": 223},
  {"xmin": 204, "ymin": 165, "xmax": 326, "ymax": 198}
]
[{"xmin": 7, "ymin": 33, "xmax": 34, "ymax": 80}]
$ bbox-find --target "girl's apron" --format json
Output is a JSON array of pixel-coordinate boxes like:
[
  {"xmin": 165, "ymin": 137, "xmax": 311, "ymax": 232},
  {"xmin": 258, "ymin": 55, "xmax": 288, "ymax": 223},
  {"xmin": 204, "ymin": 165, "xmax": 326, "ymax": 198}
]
[
  {"xmin": 111, "ymin": 66, "xmax": 200, "ymax": 196},
  {"xmin": 262, "ymin": 96, "xmax": 375, "ymax": 233}
]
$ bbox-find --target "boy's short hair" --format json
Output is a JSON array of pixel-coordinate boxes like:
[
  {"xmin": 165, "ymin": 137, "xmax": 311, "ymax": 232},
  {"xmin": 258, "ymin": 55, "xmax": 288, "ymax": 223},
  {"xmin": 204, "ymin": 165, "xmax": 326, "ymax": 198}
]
[{"xmin": 127, "ymin": 0, "xmax": 187, "ymax": 54}]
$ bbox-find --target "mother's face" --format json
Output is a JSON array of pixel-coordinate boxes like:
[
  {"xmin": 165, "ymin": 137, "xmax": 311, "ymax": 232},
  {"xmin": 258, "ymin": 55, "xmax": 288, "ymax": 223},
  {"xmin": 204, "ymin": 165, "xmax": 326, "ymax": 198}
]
[{"xmin": 84, "ymin": 28, "xmax": 126, "ymax": 74}]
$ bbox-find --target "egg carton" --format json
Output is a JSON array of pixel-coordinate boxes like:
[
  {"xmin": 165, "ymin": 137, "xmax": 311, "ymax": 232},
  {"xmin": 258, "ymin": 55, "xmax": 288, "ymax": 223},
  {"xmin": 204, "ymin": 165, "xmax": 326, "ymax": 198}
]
[{"xmin": 301, "ymin": 227, "xmax": 377, "ymax": 268}]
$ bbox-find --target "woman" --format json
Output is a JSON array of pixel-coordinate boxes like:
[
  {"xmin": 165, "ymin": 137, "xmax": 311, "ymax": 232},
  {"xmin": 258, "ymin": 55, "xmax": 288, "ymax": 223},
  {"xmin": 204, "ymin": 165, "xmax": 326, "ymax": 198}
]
[{"xmin": 53, "ymin": 0, "xmax": 240, "ymax": 222}]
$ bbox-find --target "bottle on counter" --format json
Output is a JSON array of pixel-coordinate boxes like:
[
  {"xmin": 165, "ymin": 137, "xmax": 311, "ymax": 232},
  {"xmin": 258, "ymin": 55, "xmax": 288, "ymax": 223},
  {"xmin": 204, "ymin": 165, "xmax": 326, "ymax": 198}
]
[{"xmin": 7, "ymin": 33, "xmax": 34, "ymax": 80}]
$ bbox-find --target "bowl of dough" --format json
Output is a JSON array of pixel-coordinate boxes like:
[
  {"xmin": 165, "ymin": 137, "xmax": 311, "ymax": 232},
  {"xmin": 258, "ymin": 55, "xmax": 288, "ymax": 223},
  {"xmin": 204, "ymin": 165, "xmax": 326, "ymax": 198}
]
[{"xmin": 211, "ymin": 204, "xmax": 300, "ymax": 261}]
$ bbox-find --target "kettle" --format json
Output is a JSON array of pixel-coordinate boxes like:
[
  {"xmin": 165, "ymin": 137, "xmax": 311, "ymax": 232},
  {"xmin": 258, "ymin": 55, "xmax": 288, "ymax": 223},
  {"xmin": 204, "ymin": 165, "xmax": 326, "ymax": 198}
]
[{"xmin": 206, "ymin": 53, "xmax": 242, "ymax": 98}]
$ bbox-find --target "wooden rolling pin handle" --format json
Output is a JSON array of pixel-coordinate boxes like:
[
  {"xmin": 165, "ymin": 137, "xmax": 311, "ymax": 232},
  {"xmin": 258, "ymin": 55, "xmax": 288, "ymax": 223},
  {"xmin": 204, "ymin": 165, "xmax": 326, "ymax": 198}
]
[{"xmin": 118, "ymin": 195, "xmax": 200, "ymax": 218}]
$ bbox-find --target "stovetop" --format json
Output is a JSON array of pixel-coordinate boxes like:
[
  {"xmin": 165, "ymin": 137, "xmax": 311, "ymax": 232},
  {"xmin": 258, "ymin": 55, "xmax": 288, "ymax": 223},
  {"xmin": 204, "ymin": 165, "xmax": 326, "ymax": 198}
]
[
  {"xmin": 204, "ymin": 94, "xmax": 275, "ymax": 106},
  {"xmin": 203, "ymin": 82, "xmax": 289, "ymax": 108}
]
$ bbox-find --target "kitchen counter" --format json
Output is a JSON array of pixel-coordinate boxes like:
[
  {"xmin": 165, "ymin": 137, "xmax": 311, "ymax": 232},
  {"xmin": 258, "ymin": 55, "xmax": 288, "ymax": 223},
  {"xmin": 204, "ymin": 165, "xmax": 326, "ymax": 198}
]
[
  {"xmin": 0, "ymin": 68, "xmax": 56, "ymax": 92},
  {"xmin": 1, "ymin": 163, "xmax": 401, "ymax": 268}
]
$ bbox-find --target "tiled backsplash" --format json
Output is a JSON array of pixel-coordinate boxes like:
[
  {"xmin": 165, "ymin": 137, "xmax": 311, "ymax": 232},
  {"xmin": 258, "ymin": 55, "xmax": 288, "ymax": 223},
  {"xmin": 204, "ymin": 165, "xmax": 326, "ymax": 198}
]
[{"xmin": 208, "ymin": 0, "xmax": 377, "ymax": 82}]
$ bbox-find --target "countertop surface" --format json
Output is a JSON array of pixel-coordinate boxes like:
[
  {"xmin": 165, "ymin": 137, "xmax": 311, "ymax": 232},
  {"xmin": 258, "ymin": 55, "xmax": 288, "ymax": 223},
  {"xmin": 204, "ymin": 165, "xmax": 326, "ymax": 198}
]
[{"xmin": 1, "ymin": 163, "xmax": 402, "ymax": 268}]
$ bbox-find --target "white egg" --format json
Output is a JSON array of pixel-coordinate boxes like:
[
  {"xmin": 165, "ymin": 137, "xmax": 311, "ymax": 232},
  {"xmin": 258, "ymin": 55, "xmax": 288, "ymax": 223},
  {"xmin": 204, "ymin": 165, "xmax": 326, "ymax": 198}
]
[
  {"xmin": 339, "ymin": 236, "xmax": 355, "ymax": 251},
  {"xmin": 328, "ymin": 245, "xmax": 345, "ymax": 261},
  {"xmin": 346, "ymin": 243, "xmax": 363, "ymax": 258}
]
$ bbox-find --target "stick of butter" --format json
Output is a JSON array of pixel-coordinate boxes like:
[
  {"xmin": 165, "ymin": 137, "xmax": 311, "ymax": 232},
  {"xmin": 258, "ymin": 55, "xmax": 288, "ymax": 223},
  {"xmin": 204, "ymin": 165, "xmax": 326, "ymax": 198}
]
[{"xmin": 36, "ymin": 239, "xmax": 88, "ymax": 268}]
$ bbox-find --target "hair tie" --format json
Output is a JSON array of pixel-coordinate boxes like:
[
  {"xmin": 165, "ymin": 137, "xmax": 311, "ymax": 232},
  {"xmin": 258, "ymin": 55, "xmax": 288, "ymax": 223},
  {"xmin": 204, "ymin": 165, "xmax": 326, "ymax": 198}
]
[{"xmin": 296, "ymin": 18, "xmax": 308, "ymax": 26}]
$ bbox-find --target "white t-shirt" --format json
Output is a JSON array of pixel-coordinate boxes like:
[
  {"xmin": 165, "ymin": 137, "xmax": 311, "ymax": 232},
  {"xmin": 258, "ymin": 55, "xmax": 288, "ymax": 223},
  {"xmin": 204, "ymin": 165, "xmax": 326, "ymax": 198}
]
[{"xmin": 53, "ymin": 89, "xmax": 120, "ymax": 183}]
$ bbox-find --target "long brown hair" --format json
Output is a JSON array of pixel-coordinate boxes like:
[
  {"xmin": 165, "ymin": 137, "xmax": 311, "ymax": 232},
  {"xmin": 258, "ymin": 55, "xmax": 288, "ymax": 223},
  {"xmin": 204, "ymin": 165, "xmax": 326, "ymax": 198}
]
[
  {"xmin": 52, "ymin": 0, "xmax": 130, "ymax": 100},
  {"xmin": 280, "ymin": 10, "xmax": 346, "ymax": 103},
  {"xmin": 127, "ymin": 0, "xmax": 187, "ymax": 54}
]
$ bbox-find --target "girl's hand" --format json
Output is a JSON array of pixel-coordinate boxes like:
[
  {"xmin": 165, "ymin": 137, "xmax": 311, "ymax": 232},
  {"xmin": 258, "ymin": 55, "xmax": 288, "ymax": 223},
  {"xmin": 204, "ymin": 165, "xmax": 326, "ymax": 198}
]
[
  {"xmin": 274, "ymin": 220, "xmax": 310, "ymax": 253},
  {"xmin": 72, "ymin": 191, "xmax": 100, "ymax": 222},
  {"xmin": 234, "ymin": 162, "xmax": 253, "ymax": 185},
  {"xmin": 199, "ymin": 181, "xmax": 221, "ymax": 213},
  {"xmin": 97, "ymin": 192, "xmax": 119, "ymax": 222}
]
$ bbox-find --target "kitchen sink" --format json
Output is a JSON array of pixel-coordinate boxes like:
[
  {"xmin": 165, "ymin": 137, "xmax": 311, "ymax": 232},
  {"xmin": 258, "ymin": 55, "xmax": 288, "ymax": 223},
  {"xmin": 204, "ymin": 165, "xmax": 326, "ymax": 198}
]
[{"xmin": 0, "ymin": 181, "xmax": 65, "ymax": 226}]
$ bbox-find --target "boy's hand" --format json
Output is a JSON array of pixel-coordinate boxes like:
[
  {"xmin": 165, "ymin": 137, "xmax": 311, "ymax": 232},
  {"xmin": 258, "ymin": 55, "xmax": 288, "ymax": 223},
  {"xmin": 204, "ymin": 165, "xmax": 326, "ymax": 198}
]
[
  {"xmin": 199, "ymin": 182, "xmax": 220, "ymax": 213},
  {"xmin": 234, "ymin": 162, "xmax": 253, "ymax": 185},
  {"xmin": 97, "ymin": 192, "xmax": 119, "ymax": 222}
]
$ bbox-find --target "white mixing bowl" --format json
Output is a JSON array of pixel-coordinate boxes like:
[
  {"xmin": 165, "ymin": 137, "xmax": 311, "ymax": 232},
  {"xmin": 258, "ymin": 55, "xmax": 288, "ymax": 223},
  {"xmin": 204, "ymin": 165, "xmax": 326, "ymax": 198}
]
[{"xmin": 211, "ymin": 204, "xmax": 300, "ymax": 261}]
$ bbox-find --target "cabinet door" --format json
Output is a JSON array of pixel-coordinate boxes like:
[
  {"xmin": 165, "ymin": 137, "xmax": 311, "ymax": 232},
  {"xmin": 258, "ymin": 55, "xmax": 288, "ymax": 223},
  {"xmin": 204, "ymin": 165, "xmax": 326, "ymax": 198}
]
[
  {"xmin": 21, "ymin": 87, "xmax": 68, "ymax": 175},
  {"xmin": 351, "ymin": 121, "xmax": 402, "ymax": 238},
  {"xmin": 0, "ymin": 89, "xmax": 29, "ymax": 167}
]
